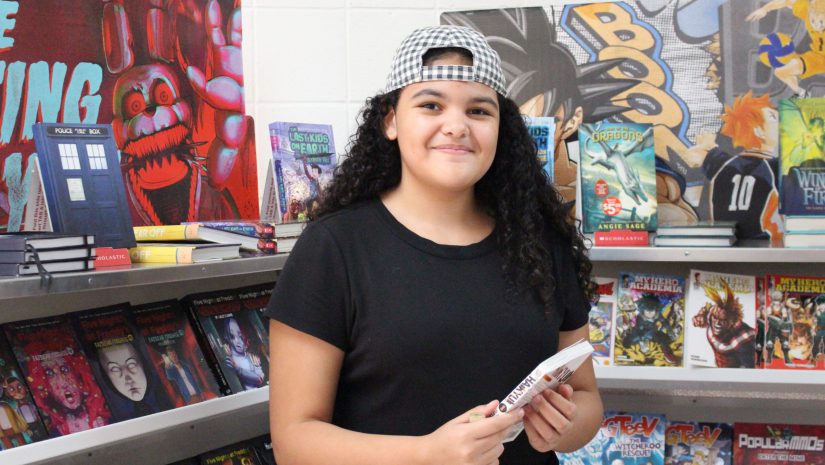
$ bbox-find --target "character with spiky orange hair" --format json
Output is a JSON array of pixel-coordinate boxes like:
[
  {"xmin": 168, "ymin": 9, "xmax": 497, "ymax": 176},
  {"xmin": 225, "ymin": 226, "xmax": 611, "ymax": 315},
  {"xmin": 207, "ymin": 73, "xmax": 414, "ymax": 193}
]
[{"xmin": 692, "ymin": 279, "xmax": 757, "ymax": 368}]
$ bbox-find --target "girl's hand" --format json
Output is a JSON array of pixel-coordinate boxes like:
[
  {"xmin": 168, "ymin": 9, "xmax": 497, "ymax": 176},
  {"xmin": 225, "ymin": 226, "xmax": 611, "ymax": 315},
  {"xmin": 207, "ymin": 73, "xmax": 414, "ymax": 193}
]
[
  {"xmin": 522, "ymin": 384, "xmax": 577, "ymax": 453},
  {"xmin": 422, "ymin": 400, "xmax": 523, "ymax": 465}
]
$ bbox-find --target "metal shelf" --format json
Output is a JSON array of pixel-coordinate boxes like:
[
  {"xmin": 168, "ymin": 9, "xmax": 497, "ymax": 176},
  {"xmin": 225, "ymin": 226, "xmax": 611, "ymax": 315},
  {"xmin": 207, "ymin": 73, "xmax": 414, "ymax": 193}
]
[
  {"xmin": 589, "ymin": 240, "xmax": 825, "ymax": 263},
  {"xmin": 0, "ymin": 388, "xmax": 269, "ymax": 465}
]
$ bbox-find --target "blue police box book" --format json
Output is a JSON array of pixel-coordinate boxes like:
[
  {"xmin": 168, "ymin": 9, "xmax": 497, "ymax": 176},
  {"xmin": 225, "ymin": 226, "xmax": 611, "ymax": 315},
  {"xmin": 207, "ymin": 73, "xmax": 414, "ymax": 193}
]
[{"xmin": 29, "ymin": 123, "xmax": 135, "ymax": 248}]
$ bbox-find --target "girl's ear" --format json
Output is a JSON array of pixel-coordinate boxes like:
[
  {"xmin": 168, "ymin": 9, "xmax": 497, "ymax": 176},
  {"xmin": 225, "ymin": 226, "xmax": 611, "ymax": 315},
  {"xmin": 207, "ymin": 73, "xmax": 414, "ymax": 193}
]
[{"xmin": 384, "ymin": 107, "xmax": 398, "ymax": 141}]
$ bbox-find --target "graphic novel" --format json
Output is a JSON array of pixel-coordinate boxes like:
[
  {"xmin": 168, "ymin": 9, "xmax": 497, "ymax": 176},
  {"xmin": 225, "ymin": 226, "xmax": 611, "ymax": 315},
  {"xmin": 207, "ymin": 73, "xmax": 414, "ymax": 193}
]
[
  {"xmin": 665, "ymin": 421, "xmax": 733, "ymax": 465},
  {"xmin": 0, "ymin": 332, "xmax": 48, "ymax": 448},
  {"xmin": 615, "ymin": 272, "xmax": 685, "ymax": 367},
  {"xmin": 733, "ymin": 423, "xmax": 825, "ymax": 465},
  {"xmin": 779, "ymin": 97, "xmax": 825, "ymax": 215},
  {"xmin": 685, "ymin": 270, "xmax": 757, "ymax": 368},
  {"xmin": 559, "ymin": 412, "xmax": 666, "ymax": 465},
  {"xmin": 131, "ymin": 300, "xmax": 222, "ymax": 407},
  {"xmin": 590, "ymin": 277, "xmax": 618, "ymax": 366},
  {"xmin": 2, "ymin": 315, "xmax": 113, "ymax": 437},
  {"xmin": 765, "ymin": 274, "xmax": 825, "ymax": 369},
  {"xmin": 579, "ymin": 122, "xmax": 658, "ymax": 233}
]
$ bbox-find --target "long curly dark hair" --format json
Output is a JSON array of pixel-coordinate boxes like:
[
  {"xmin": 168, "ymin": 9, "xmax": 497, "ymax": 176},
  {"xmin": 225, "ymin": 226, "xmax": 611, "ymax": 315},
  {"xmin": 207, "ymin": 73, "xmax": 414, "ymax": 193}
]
[{"xmin": 314, "ymin": 57, "xmax": 595, "ymax": 313}]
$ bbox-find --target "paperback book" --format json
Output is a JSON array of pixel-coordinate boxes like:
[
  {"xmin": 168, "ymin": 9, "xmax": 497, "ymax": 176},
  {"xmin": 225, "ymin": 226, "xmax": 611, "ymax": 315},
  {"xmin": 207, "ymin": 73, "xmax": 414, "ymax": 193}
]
[
  {"xmin": 578, "ymin": 122, "xmax": 657, "ymax": 233},
  {"xmin": 590, "ymin": 277, "xmax": 618, "ymax": 366},
  {"xmin": 665, "ymin": 421, "xmax": 733, "ymax": 465},
  {"xmin": 2, "ymin": 315, "xmax": 113, "ymax": 437},
  {"xmin": 0, "ymin": 332, "xmax": 49, "ymax": 448},
  {"xmin": 778, "ymin": 98, "xmax": 825, "ymax": 215},
  {"xmin": 524, "ymin": 115, "xmax": 556, "ymax": 183},
  {"xmin": 615, "ymin": 273, "xmax": 685, "ymax": 367},
  {"xmin": 559, "ymin": 412, "xmax": 666, "ymax": 465},
  {"xmin": 685, "ymin": 270, "xmax": 757, "ymax": 368},
  {"xmin": 733, "ymin": 423, "xmax": 825, "ymax": 465},
  {"xmin": 237, "ymin": 284, "xmax": 275, "ymax": 333},
  {"xmin": 199, "ymin": 440, "xmax": 264, "ymax": 465},
  {"xmin": 130, "ymin": 300, "xmax": 222, "ymax": 407},
  {"xmin": 764, "ymin": 274, "xmax": 825, "ymax": 369},
  {"xmin": 269, "ymin": 122, "xmax": 336, "ymax": 222}
]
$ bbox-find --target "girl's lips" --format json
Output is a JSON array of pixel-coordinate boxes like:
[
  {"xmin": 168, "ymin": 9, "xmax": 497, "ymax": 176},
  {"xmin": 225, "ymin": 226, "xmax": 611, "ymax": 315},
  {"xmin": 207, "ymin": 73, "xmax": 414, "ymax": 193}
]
[{"xmin": 433, "ymin": 144, "xmax": 473, "ymax": 153}]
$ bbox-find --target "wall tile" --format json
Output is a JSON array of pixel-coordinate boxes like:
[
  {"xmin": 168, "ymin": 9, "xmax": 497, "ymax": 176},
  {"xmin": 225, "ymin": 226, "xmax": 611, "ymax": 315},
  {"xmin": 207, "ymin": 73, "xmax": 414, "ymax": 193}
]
[
  {"xmin": 348, "ymin": 0, "xmax": 435, "ymax": 8},
  {"xmin": 256, "ymin": 0, "xmax": 347, "ymax": 8}
]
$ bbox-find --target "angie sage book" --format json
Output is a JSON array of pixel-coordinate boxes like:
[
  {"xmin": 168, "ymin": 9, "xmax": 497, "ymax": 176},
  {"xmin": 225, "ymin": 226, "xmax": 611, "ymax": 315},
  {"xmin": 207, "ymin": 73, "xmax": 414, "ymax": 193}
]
[{"xmin": 493, "ymin": 339, "xmax": 594, "ymax": 442}]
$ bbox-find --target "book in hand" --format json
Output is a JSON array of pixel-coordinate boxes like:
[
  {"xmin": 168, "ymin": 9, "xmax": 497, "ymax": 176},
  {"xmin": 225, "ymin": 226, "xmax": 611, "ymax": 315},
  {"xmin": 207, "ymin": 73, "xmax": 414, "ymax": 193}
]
[
  {"xmin": 493, "ymin": 339, "xmax": 593, "ymax": 442},
  {"xmin": 656, "ymin": 220, "xmax": 737, "ymax": 237},
  {"xmin": 653, "ymin": 235, "xmax": 736, "ymax": 247},
  {"xmin": 129, "ymin": 243, "xmax": 241, "ymax": 264},
  {"xmin": 26, "ymin": 123, "xmax": 136, "ymax": 249},
  {"xmin": 0, "ymin": 332, "xmax": 49, "ymax": 447}
]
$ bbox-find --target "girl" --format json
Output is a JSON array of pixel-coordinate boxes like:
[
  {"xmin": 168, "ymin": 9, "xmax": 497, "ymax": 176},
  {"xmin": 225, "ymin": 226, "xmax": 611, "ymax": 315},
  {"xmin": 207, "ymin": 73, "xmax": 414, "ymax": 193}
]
[{"xmin": 266, "ymin": 25, "xmax": 602, "ymax": 465}]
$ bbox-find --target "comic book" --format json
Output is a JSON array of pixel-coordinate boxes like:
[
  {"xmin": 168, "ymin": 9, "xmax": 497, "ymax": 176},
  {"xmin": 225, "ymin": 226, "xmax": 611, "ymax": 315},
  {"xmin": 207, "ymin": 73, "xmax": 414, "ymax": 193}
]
[
  {"xmin": 524, "ymin": 116, "xmax": 556, "ymax": 183},
  {"xmin": 779, "ymin": 98, "xmax": 825, "ymax": 216},
  {"xmin": 70, "ymin": 303, "xmax": 175, "ymax": 422},
  {"xmin": 1, "ymin": 315, "xmax": 113, "ymax": 438},
  {"xmin": 614, "ymin": 272, "xmax": 685, "ymax": 367},
  {"xmin": 0, "ymin": 332, "xmax": 48, "ymax": 448},
  {"xmin": 591, "ymin": 277, "xmax": 618, "ymax": 367},
  {"xmin": 130, "ymin": 300, "xmax": 223, "ymax": 408},
  {"xmin": 269, "ymin": 122, "xmax": 336, "ymax": 222},
  {"xmin": 764, "ymin": 274, "xmax": 825, "ymax": 369},
  {"xmin": 199, "ymin": 440, "xmax": 264, "ymax": 465},
  {"xmin": 578, "ymin": 122, "xmax": 658, "ymax": 233},
  {"xmin": 666, "ymin": 421, "xmax": 733, "ymax": 465},
  {"xmin": 560, "ymin": 411, "xmax": 666, "ymax": 465},
  {"xmin": 733, "ymin": 423, "xmax": 825, "ymax": 465},
  {"xmin": 183, "ymin": 288, "xmax": 270, "ymax": 394},
  {"xmin": 685, "ymin": 270, "xmax": 757, "ymax": 368}
]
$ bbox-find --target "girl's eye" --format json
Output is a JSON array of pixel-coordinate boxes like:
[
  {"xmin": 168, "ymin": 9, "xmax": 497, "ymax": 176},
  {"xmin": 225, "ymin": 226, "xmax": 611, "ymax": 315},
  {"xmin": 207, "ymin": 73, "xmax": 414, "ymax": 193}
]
[
  {"xmin": 420, "ymin": 103, "xmax": 440, "ymax": 110},
  {"xmin": 469, "ymin": 108, "xmax": 491, "ymax": 116}
]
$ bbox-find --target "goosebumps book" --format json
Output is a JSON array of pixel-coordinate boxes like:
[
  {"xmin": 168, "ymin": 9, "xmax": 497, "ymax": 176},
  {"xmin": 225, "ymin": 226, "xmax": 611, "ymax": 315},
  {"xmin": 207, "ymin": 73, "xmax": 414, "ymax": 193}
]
[
  {"xmin": 778, "ymin": 98, "xmax": 825, "ymax": 215},
  {"xmin": 2, "ymin": 316, "xmax": 112, "ymax": 437},
  {"xmin": 615, "ymin": 273, "xmax": 685, "ymax": 367},
  {"xmin": 130, "ymin": 300, "xmax": 222, "ymax": 407},
  {"xmin": 685, "ymin": 270, "xmax": 757, "ymax": 368},
  {"xmin": 269, "ymin": 122, "xmax": 336, "ymax": 222},
  {"xmin": 590, "ymin": 277, "xmax": 618, "ymax": 366},
  {"xmin": 764, "ymin": 274, "xmax": 825, "ymax": 369},
  {"xmin": 0, "ymin": 332, "xmax": 48, "ymax": 448},
  {"xmin": 579, "ymin": 122, "xmax": 657, "ymax": 233},
  {"xmin": 666, "ymin": 421, "xmax": 732, "ymax": 465},
  {"xmin": 733, "ymin": 423, "xmax": 825, "ymax": 465}
]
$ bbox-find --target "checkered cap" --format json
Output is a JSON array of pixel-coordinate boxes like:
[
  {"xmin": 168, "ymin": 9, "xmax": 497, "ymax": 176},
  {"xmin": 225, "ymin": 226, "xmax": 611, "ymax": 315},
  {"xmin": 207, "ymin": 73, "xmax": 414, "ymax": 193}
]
[{"xmin": 385, "ymin": 25, "xmax": 506, "ymax": 95}]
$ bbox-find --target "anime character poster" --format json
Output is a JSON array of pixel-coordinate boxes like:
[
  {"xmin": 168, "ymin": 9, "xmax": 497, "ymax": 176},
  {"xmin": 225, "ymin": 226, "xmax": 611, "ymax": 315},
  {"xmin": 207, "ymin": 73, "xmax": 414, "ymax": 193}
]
[
  {"xmin": 2, "ymin": 315, "xmax": 113, "ymax": 438},
  {"xmin": 0, "ymin": 0, "xmax": 258, "ymax": 232},
  {"xmin": 0, "ymin": 332, "xmax": 48, "ymax": 448}
]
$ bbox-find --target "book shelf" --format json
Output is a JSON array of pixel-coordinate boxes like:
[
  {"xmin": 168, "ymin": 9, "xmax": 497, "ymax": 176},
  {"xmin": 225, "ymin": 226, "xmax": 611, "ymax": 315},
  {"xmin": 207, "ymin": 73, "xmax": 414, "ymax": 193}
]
[{"xmin": 0, "ymin": 247, "xmax": 823, "ymax": 464}]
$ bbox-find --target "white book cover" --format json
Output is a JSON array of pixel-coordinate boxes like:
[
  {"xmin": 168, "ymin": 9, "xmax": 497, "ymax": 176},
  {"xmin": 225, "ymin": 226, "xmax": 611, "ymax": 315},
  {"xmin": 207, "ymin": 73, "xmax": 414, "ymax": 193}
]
[
  {"xmin": 493, "ymin": 339, "xmax": 594, "ymax": 442},
  {"xmin": 685, "ymin": 270, "xmax": 757, "ymax": 368},
  {"xmin": 591, "ymin": 277, "xmax": 618, "ymax": 367}
]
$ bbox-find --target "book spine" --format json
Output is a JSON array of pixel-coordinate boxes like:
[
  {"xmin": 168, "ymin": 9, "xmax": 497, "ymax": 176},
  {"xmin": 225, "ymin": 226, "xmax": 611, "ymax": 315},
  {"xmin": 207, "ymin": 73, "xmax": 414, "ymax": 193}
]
[
  {"xmin": 129, "ymin": 246, "xmax": 193, "ymax": 264},
  {"xmin": 32, "ymin": 126, "xmax": 64, "ymax": 232},
  {"xmin": 182, "ymin": 299, "xmax": 233, "ymax": 396},
  {"xmin": 133, "ymin": 225, "xmax": 199, "ymax": 241}
]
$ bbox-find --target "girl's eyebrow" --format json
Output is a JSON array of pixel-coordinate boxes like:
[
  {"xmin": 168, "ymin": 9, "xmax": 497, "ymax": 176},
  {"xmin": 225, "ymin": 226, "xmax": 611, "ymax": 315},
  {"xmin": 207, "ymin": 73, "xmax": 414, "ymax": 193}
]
[{"xmin": 410, "ymin": 88, "xmax": 499, "ymax": 109}]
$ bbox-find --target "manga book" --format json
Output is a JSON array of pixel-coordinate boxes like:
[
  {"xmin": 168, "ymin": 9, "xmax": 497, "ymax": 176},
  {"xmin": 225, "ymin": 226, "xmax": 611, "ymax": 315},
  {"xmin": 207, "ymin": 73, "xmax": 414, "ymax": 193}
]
[
  {"xmin": 1, "ymin": 315, "xmax": 113, "ymax": 438},
  {"xmin": 590, "ymin": 277, "xmax": 618, "ymax": 367},
  {"xmin": 779, "ymin": 98, "xmax": 825, "ymax": 215},
  {"xmin": 733, "ymin": 423, "xmax": 825, "ymax": 465},
  {"xmin": 558, "ymin": 411, "xmax": 666, "ymax": 465},
  {"xmin": 615, "ymin": 273, "xmax": 685, "ymax": 367},
  {"xmin": 578, "ymin": 122, "xmax": 657, "ymax": 233},
  {"xmin": 184, "ymin": 288, "xmax": 270, "ymax": 394},
  {"xmin": 70, "ymin": 303, "xmax": 174, "ymax": 422},
  {"xmin": 666, "ymin": 421, "xmax": 733, "ymax": 465},
  {"xmin": 199, "ymin": 440, "xmax": 264, "ymax": 465},
  {"xmin": 269, "ymin": 122, "xmax": 336, "ymax": 222},
  {"xmin": 764, "ymin": 274, "xmax": 825, "ymax": 369},
  {"xmin": 756, "ymin": 276, "xmax": 769, "ymax": 369},
  {"xmin": 130, "ymin": 300, "xmax": 223, "ymax": 408},
  {"xmin": 0, "ymin": 332, "xmax": 48, "ymax": 448},
  {"xmin": 685, "ymin": 270, "xmax": 757, "ymax": 368},
  {"xmin": 524, "ymin": 116, "xmax": 556, "ymax": 183}
]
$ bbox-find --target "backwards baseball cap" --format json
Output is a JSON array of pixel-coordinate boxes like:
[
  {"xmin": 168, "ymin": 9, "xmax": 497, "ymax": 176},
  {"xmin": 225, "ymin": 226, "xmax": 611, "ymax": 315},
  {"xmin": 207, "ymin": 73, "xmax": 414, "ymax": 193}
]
[{"xmin": 384, "ymin": 25, "xmax": 506, "ymax": 95}]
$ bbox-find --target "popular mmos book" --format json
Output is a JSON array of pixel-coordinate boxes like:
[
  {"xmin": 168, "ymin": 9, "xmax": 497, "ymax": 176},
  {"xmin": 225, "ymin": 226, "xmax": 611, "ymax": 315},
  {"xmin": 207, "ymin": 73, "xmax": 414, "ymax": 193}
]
[
  {"xmin": 733, "ymin": 423, "xmax": 825, "ymax": 465},
  {"xmin": 665, "ymin": 421, "xmax": 732, "ymax": 465}
]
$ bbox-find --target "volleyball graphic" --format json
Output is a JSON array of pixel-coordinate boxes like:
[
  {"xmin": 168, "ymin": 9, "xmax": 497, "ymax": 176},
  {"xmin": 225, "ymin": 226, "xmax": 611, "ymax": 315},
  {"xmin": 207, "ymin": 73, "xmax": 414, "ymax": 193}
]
[{"xmin": 758, "ymin": 32, "xmax": 796, "ymax": 68}]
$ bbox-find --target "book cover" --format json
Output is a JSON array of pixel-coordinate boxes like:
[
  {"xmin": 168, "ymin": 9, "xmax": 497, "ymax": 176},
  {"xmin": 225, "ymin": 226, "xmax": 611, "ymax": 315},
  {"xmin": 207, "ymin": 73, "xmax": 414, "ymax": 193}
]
[
  {"xmin": 591, "ymin": 277, "xmax": 618, "ymax": 367},
  {"xmin": 685, "ymin": 270, "xmax": 757, "ymax": 368},
  {"xmin": 130, "ymin": 300, "xmax": 223, "ymax": 408},
  {"xmin": 524, "ymin": 115, "xmax": 556, "ymax": 183},
  {"xmin": 615, "ymin": 273, "xmax": 685, "ymax": 367},
  {"xmin": 666, "ymin": 421, "xmax": 733, "ymax": 465},
  {"xmin": 733, "ymin": 423, "xmax": 825, "ymax": 465},
  {"xmin": 182, "ymin": 220, "xmax": 278, "ymax": 240},
  {"xmin": 248, "ymin": 434, "xmax": 277, "ymax": 465},
  {"xmin": 778, "ymin": 98, "xmax": 825, "ymax": 215},
  {"xmin": 269, "ymin": 122, "xmax": 336, "ymax": 222},
  {"xmin": 70, "ymin": 303, "xmax": 175, "ymax": 422},
  {"xmin": 755, "ymin": 276, "xmax": 768, "ymax": 369},
  {"xmin": 764, "ymin": 274, "xmax": 825, "ymax": 369},
  {"xmin": 199, "ymin": 440, "xmax": 264, "ymax": 465},
  {"xmin": 578, "ymin": 122, "xmax": 657, "ymax": 233},
  {"xmin": 0, "ymin": 233, "xmax": 95, "ymax": 252},
  {"xmin": 1, "ymin": 315, "xmax": 113, "ymax": 437},
  {"xmin": 29, "ymin": 123, "xmax": 136, "ymax": 249},
  {"xmin": 184, "ymin": 289, "xmax": 270, "ymax": 394},
  {"xmin": 599, "ymin": 412, "xmax": 666, "ymax": 465},
  {"xmin": 0, "ymin": 332, "xmax": 49, "ymax": 448},
  {"xmin": 237, "ymin": 284, "xmax": 275, "ymax": 332},
  {"xmin": 129, "ymin": 243, "xmax": 240, "ymax": 264}
]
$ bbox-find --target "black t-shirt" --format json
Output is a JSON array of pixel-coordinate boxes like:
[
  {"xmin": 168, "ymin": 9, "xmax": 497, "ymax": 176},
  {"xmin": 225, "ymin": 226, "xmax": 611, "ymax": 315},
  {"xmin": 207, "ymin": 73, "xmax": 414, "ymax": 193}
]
[{"xmin": 265, "ymin": 199, "xmax": 589, "ymax": 465}]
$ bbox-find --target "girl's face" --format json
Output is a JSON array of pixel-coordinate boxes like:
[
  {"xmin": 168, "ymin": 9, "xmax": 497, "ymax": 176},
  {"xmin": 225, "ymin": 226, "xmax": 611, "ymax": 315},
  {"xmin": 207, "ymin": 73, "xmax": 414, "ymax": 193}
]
[{"xmin": 383, "ymin": 55, "xmax": 499, "ymax": 196}]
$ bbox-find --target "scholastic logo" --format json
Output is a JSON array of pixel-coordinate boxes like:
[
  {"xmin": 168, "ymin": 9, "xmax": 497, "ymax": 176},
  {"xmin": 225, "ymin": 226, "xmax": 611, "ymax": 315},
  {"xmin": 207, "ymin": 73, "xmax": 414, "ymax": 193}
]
[{"xmin": 738, "ymin": 434, "xmax": 824, "ymax": 451}]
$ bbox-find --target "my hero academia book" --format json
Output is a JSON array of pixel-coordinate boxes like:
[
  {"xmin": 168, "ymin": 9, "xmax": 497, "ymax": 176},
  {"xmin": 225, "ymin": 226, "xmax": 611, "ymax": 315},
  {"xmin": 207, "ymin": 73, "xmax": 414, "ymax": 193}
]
[
  {"xmin": 614, "ymin": 272, "xmax": 685, "ymax": 367},
  {"xmin": 578, "ymin": 122, "xmax": 658, "ymax": 233},
  {"xmin": 779, "ymin": 98, "xmax": 825, "ymax": 215},
  {"xmin": 733, "ymin": 423, "xmax": 825, "ymax": 465},
  {"xmin": 665, "ymin": 421, "xmax": 733, "ymax": 465},
  {"xmin": 590, "ymin": 277, "xmax": 618, "ymax": 367},
  {"xmin": 0, "ymin": 332, "xmax": 49, "ymax": 447},
  {"xmin": 685, "ymin": 270, "xmax": 757, "ymax": 368},
  {"xmin": 2, "ymin": 315, "xmax": 113, "ymax": 438},
  {"xmin": 130, "ymin": 300, "xmax": 222, "ymax": 408},
  {"xmin": 764, "ymin": 274, "xmax": 825, "ymax": 370}
]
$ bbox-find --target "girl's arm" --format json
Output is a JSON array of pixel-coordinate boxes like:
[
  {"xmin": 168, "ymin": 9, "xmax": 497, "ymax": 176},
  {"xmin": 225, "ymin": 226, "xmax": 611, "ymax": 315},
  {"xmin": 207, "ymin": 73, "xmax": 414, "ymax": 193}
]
[{"xmin": 268, "ymin": 320, "xmax": 525, "ymax": 465}]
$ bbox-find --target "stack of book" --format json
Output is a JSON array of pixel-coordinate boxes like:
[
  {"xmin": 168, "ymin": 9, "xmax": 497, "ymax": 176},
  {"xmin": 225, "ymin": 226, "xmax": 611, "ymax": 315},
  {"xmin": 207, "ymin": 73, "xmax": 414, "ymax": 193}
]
[
  {"xmin": 0, "ymin": 233, "xmax": 96, "ymax": 277},
  {"xmin": 184, "ymin": 219, "xmax": 305, "ymax": 254},
  {"xmin": 782, "ymin": 216, "xmax": 825, "ymax": 248},
  {"xmin": 652, "ymin": 221, "xmax": 737, "ymax": 247},
  {"xmin": 130, "ymin": 225, "xmax": 242, "ymax": 264}
]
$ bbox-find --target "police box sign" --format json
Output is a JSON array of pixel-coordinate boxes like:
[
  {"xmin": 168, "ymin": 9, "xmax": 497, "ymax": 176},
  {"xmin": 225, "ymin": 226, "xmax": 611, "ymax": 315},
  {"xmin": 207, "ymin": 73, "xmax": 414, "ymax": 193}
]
[{"xmin": 46, "ymin": 126, "xmax": 110, "ymax": 137}]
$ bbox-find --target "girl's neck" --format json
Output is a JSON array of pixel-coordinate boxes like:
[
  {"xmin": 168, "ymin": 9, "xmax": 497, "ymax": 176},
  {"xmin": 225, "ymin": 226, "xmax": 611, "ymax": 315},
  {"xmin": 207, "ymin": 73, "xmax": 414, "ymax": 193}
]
[{"xmin": 380, "ymin": 183, "xmax": 494, "ymax": 246}]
